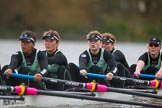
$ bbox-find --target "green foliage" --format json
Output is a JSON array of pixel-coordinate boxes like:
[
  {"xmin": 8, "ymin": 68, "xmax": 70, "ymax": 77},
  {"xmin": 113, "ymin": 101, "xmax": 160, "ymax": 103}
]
[{"xmin": 0, "ymin": 0, "xmax": 162, "ymax": 42}]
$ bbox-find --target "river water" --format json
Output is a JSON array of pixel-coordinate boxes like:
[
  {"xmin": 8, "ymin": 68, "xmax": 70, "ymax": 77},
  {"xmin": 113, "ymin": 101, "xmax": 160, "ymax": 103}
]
[
  {"xmin": 0, "ymin": 39, "xmax": 147, "ymax": 67},
  {"xmin": 0, "ymin": 39, "xmax": 160, "ymax": 108}
]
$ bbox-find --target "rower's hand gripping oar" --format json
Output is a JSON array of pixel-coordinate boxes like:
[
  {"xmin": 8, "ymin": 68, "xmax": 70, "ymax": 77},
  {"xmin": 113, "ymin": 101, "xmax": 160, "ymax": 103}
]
[{"xmin": 86, "ymin": 72, "xmax": 162, "ymax": 89}]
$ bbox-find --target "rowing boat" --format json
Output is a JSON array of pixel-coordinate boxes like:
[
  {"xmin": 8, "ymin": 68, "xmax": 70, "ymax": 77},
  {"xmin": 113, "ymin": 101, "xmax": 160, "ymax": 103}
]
[
  {"xmin": 0, "ymin": 91, "xmax": 131, "ymax": 108},
  {"xmin": 0, "ymin": 91, "xmax": 161, "ymax": 108},
  {"xmin": 0, "ymin": 87, "xmax": 162, "ymax": 108},
  {"xmin": 0, "ymin": 73, "xmax": 162, "ymax": 108}
]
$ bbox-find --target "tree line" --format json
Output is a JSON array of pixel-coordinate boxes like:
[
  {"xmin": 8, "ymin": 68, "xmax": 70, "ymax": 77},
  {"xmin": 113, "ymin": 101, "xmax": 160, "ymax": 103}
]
[{"xmin": 0, "ymin": 0, "xmax": 162, "ymax": 41}]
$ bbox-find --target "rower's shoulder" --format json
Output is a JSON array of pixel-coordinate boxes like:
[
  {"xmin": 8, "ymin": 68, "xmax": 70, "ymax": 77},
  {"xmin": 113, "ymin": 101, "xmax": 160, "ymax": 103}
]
[{"xmin": 11, "ymin": 51, "xmax": 21, "ymax": 56}]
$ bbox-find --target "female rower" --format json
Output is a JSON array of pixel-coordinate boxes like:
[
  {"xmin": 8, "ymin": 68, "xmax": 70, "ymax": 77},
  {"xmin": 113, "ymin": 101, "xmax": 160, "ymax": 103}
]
[
  {"xmin": 2, "ymin": 30, "xmax": 48, "ymax": 89},
  {"xmin": 0, "ymin": 65, "xmax": 3, "ymax": 85},
  {"xmin": 130, "ymin": 37, "xmax": 162, "ymax": 80},
  {"xmin": 101, "ymin": 32, "xmax": 132, "ymax": 88},
  {"xmin": 69, "ymin": 31, "xmax": 117, "ymax": 86},
  {"xmin": 42, "ymin": 29, "xmax": 71, "ymax": 90}
]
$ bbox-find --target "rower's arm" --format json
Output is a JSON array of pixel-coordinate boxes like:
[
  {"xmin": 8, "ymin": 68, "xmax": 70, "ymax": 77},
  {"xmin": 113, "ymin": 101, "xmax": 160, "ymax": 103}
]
[
  {"xmin": 134, "ymin": 60, "xmax": 145, "ymax": 77},
  {"xmin": 8, "ymin": 52, "xmax": 21, "ymax": 70},
  {"xmin": 37, "ymin": 51, "xmax": 48, "ymax": 76},
  {"xmin": 155, "ymin": 62, "xmax": 162, "ymax": 79},
  {"xmin": 103, "ymin": 50, "xmax": 117, "ymax": 74},
  {"xmin": 79, "ymin": 51, "xmax": 89, "ymax": 70}
]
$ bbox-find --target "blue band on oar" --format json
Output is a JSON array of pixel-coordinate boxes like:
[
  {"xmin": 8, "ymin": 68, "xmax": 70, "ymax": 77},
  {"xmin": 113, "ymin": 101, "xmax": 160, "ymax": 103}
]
[
  {"xmin": 140, "ymin": 74, "xmax": 162, "ymax": 80},
  {"xmin": 11, "ymin": 73, "xmax": 34, "ymax": 80},
  {"xmin": 86, "ymin": 73, "xmax": 106, "ymax": 79}
]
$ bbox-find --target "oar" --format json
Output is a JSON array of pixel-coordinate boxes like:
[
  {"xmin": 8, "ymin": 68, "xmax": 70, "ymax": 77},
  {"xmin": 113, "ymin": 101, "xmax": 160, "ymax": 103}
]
[
  {"xmin": 8, "ymin": 73, "xmax": 90, "ymax": 90},
  {"xmin": 1, "ymin": 85, "xmax": 161, "ymax": 108},
  {"xmin": 85, "ymin": 73, "xmax": 159, "ymax": 94},
  {"xmin": 86, "ymin": 73, "xmax": 162, "ymax": 89},
  {"xmin": 139, "ymin": 74, "xmax": 162, "ymax": 80},
  {"xmin": 132, "ymin": 89, "xmax": 158, "ymax": 94},
  {"xmin": 7, "ymin": 73, "xmax": 162, "ymax": 99},
  {"xmin": 9, "ymin": 72, "xmax": 160, "ymax": 88},
  {"xmin": 28, "ymin": 88, "xmax": 162, "ymax": 108}
]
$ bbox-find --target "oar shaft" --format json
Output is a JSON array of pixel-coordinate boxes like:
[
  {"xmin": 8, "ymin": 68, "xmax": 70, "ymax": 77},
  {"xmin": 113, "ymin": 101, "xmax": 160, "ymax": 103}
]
[
  {"xmin": 132, "ymin": 89, "xmax": 158, "ymax": 94},
  {"xmin": 113, "ymin": 76, "xmax": 151, "ymax": 86},
  {"xmin": 21, "ymin": 84, "xmax": 162, "ymax": 99},
  {"xmin": 96, "ymin": 84, "xmax": 162, "ymax": 99},
  {"xmin": 9, "ymin": 73, "xmax": 93, "ymax": 91},
  {"xmin": 28, "ymin": 89, "xmax": 162, "ymax": 108},
  {"xmin": 42, "ymin": 77, "xmax": 86, "ymax": 88},
  {"xmin": 106, "ymin": 86, "xmax": 162, "ymax": 99}
]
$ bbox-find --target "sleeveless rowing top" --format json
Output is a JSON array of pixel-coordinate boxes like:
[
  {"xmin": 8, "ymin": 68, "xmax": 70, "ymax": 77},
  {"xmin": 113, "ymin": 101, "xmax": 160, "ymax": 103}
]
[
  {"xmin": 46, "ymin": 50, "xmax": 60, "ymax": 78},
  {"xmin": 18, "ymin": 49, "xmax": 40, "ymax": 75},
  {"xmin": 143, "ymin": 52, "xmax": 161, "ymax": 72},
  {"xmin": 86, "ymin": 48, "xmax": 108, "ymax": 74}
]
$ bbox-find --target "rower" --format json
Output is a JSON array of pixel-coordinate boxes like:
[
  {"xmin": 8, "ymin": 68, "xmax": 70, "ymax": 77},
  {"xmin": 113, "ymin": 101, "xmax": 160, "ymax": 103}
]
[
  {"xmin": 0, "ymin": 64, "xmax": 3, "ymax": 85},
  {"xmin": 69, "ymin": 30, "xmax": 117, "ymax": 86},
  {"xmin": 2, "ymin": 30, "xmax": 48, "ymax": 90},
  {"xmin": 42, "ymin": 29, "xmax": 71, "ymax": 90},
  {"xmin": 130, "ymin": 37, "xmax": 162, "ymax": 80},
  {"xmin": 101, "ymin": 32, "xmax": 132, "ymax": 88}
]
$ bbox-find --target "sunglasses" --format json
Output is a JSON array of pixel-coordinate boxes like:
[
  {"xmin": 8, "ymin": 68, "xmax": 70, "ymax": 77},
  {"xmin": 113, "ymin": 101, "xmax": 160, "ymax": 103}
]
[
  {"xmin": 149, "ymin": 43, "xmax": 160, "ymax": 47},
  {"xmin": 89, "ymin": 39, "xmax": 99, "ymax": 42}
]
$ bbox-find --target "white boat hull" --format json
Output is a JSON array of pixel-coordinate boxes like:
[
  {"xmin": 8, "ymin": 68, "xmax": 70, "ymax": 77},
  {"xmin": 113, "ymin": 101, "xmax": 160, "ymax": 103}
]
[{"xmin": 0, "ymin": 89, "xmax": 161, "ymax": 108}]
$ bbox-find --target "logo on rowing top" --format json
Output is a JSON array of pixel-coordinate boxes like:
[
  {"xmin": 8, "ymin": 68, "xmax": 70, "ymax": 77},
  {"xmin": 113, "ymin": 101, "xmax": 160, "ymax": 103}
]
[{"xmin": 81, "ymin": 54, "xmax": 87, "ymax": 58}]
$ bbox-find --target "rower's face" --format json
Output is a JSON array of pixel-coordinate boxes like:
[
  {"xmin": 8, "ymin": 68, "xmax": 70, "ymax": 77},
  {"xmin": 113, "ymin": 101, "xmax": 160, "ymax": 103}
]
[
  {"xmin": 44, "ymin": 38, "xmax": 58, "ymax": 52},
  {"xmin": 21, "ymin": 40, "xmax": 35, "ymax": 54},
  {"xmin": 102, "ymin": 42, "xmax": 114, "ymax": 51},
  {"xmin": 148, "ymin": 43, "xmax": 161, "ymax": 55},
  {"xmin": 88, "ymin": 40, "xmax": 101, "ymax": 51}
]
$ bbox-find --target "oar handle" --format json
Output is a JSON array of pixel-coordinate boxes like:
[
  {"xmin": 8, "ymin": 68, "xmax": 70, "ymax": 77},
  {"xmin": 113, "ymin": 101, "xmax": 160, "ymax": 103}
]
[
  {"xmin": 86, "ymin": 73, "xmax": 106, "ymax": 79},
  {"xmin": 139, "ymin": 74, "xmax": 162, "ymax": 80},
  {"xmin": 11, "ymin": 73, "xmax": 34, "ymax": 80}
]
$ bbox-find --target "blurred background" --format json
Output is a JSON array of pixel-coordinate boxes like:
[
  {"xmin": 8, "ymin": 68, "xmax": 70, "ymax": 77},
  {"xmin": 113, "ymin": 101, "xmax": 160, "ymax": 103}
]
[{"xmin": 0, "ymin": 0, "xmax": 162, "ymax": 41}]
